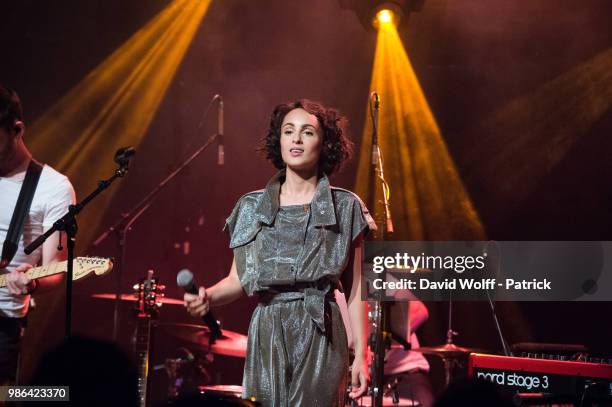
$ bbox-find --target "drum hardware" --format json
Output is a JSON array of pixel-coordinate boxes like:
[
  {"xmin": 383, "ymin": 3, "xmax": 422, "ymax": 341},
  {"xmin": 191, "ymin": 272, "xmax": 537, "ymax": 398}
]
[
  {"xmin": 412, "ymin": 343, "xmax": 482, "ymax": 390},
  {"xmin": 369, "ymin": 296, "xmax": 412, "ymax": 407},
  {"xmin": 414, "ymin": 293, "xmax": 484, "ymax": 387},
  {"xmin": 368, "ymin": 290, "xmax": 485, "ymax": 407},
  {"xmin": 156, "ymin": 347, "xmax": 212, "ymax": 399},
  {"xmin": 153, "ymin": 321, "xmax": 247, "ymax": 403},
  {"xmin": 156, "ymin": 323, "xmax": 247, "ymax": 401},
  {"xmin": 384, "ymin": 376, "xmax": 401, "ymax": 404}
]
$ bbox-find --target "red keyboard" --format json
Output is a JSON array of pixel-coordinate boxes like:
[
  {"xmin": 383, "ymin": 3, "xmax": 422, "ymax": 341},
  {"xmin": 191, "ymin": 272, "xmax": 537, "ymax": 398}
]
[{"xmin": 468, "ymin": 353, "xmax": 612, "ymax": 398}]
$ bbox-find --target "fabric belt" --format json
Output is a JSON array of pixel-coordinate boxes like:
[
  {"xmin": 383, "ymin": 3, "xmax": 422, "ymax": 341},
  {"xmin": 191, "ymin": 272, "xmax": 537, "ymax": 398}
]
[{"xmin": 257, "ymin": 281, "xmax": 336, "ymax": 333}]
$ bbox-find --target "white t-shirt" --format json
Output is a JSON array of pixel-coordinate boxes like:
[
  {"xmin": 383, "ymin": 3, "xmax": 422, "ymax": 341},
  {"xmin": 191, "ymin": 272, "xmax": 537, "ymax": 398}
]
[{"xmin": 0, "ymin": 164, "xmax": 75, "ymax": 318}]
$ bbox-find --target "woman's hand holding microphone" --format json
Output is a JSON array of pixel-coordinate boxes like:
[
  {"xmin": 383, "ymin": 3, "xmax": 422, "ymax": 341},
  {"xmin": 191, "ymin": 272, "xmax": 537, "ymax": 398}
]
[{"xmin": 184, "ymin": 286, "xmax": 210, "ymax": 317}]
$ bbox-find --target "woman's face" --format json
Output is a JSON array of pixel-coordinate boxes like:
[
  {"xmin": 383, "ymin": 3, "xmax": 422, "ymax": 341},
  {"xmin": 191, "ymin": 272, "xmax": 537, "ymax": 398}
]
[{"xmin": 280, "ymin": 108, "xmax": 323, "ymax": 173}]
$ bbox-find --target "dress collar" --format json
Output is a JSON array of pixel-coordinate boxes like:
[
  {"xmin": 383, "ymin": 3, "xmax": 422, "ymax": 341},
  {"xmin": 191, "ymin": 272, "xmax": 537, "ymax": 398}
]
[{"xmin": 254, "ymin": 169, "xmax": 337, "ymax": 227}]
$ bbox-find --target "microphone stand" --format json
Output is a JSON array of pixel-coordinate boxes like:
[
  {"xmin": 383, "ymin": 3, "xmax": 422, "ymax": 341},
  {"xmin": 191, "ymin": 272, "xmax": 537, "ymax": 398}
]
[
  {"xmin": 370, "ymin": 92, "xmax": 393, "ymax": 237},
  {"xmin": 484, "ymin": 241, "xmax": 512, "ymax": 356},
  {"xmin": 93, "ymin": 133, "xmax": 221, "ymax": 341},
  {"xmin": 25, "ymin": 149, "xmax": 131, "ymax": 338},
  {"xmin": 368, "ymin": 92, "xmax": 396, "ymax": 407}
]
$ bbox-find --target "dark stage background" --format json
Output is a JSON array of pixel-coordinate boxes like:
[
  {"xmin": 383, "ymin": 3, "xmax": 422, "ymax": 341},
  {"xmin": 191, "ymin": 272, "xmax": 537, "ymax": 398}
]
[{"xmin": 2, "ymin": 0, "xmax": 612, "ymax": 399}]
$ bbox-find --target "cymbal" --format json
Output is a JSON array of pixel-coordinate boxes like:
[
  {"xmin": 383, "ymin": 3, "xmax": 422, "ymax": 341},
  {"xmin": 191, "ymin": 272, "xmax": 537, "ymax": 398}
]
[
  {"xmin": 159, "ymin": 323, "xmax": 248, "ymax": 358},
  {"xmin": 91, "ymin": 293, "xmax": 184, "ymax": 305},
  {"xmin": 412, "ymin": 343, "xmax": 484, "ymax": 357}
]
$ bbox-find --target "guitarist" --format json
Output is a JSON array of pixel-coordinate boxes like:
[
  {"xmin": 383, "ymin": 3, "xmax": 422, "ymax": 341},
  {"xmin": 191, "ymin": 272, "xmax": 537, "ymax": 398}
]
[{"xmin": 0, "ymin": 84, "xmax": 75, "ymax": 384}]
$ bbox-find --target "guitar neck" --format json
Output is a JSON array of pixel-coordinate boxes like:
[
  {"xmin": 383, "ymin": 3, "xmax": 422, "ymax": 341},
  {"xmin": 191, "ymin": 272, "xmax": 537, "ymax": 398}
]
[
  {"xmin": 135, "ymin": 315, "xmax": 153, "ymax": 407},
  {"xmin": 0, "ymin": 261, "xmax": 68, "ymax": 288}
]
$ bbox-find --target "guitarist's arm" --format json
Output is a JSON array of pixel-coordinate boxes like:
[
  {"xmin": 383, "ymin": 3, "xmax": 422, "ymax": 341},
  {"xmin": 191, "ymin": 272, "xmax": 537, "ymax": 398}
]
[
  {"xmin": 6, "ymin": 227, "xmax": 66, "ymax": 295},
  {"xmin": 35, "ymin": 226, "xmax": 67, "ymax": 292},
  {"xmin": 6, "ymin": 175, "xmax": 75, "ymax": 295},
  {"xmin": 32, "ymin": 174, "xmax": 75, "ymax": 292}
]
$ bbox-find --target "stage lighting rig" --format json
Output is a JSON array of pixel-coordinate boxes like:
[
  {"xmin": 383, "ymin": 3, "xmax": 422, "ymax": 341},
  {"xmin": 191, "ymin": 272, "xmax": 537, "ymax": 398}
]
[{"xmin": 339, "ymin": 0, "xmax": 425, "ymax": 30}]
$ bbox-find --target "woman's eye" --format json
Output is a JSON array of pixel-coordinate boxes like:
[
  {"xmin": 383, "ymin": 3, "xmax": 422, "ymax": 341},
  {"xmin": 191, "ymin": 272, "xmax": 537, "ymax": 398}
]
[
  {"xmin": 284, "ymin": 130, "xmax": 292, "ymax": 135},
  {"xmin": 304, "ymin": 131, "xmax": 314, "ymax": 136}
]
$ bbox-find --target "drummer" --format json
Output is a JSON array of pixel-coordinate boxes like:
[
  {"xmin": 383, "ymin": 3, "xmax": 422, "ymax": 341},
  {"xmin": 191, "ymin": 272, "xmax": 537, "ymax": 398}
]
[{"xmin": 336, "ymin": 292, "xmax": 434, "ymax": 407}]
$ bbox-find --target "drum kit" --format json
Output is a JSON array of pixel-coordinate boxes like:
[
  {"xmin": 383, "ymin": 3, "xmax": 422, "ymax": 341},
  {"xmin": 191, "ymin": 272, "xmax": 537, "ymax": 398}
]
[
  {"xmin": 362, "ymin": 265, "xmax": 487, "ymax": 407},
  {"xmin": 92, "ymin": 281, "xmax": 484, "ymax": 407},
  {"xmin": 92, "ymin": 285, "xmax": 255, "ymax": 406}
]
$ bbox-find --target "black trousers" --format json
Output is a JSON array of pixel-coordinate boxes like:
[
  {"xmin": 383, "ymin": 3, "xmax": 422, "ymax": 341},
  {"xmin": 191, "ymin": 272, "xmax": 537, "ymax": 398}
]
[{"xmin": 0, "ymin": 316, "xmax": 26, "ymax": 385}]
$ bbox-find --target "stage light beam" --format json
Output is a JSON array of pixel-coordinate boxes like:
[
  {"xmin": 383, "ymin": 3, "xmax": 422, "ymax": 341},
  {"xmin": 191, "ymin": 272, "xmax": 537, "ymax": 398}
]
[
  {"xmin": 355, "ymin": 18, "xmax": 485, "ymax": 240},
  {"xmin": 28, "ymin": 0, "xmax": 211, "ymax": 249},
  {"xmin": 20, "ymin": 0, "xmax": 212, "ymax": 377}
]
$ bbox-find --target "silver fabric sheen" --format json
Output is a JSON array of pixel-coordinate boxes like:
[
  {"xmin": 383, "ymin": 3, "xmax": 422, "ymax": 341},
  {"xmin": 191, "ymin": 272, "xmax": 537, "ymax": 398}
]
[{"xmin": 224, "ymin": 170, "xmax": 375, "ymax": 406}]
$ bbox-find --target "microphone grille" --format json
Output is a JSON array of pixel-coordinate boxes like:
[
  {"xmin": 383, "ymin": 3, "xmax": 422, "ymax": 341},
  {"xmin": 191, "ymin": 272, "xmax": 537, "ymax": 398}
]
[{"xmin": 176, "ymin": 269, "xmax": 194, "ymax": 288}]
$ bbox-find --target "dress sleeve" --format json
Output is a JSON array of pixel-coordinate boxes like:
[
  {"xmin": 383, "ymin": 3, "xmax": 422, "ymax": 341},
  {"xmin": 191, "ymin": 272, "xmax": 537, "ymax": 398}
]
[
  {"xmin": 222, "ymin": 194, "xmax": 262, "ymax": 296},
  {"xmin": 223, "ymin": 194, "xmax": 261, "ymax": 249},
  {"xmin": 350, "ymin": 194, "xmax": 377, "ymax": 242},
  {"xmin": 223, "ymin": 199, "xmax": 241, "ymax": 243}
]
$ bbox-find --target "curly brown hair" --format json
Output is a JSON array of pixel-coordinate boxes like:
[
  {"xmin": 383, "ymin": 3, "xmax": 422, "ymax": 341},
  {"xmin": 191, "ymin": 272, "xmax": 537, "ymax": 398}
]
[{"xmin": 260, "ymin": 99, "xmax": 354, "ymax": 176}]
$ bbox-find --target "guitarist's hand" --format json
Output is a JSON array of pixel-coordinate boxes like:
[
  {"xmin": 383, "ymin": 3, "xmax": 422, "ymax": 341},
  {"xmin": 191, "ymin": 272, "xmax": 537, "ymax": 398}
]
[
  {"xmin": 7, "ymin": 263, "xmax": 36, "ymax": 295},
  {"xmin": 184, "ymin": 286, "xmax": 210, "ymax": 317}
]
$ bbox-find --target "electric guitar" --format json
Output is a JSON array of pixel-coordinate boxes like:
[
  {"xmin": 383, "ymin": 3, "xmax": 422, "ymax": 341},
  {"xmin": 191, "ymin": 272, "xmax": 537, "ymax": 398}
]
[
  {"xmin": 133, "ymin": 270, "xmax": 164, "ymax": 407},
  {"xmin": 0, "ymin": 257, "xmax": 113, "ymax": 287}
]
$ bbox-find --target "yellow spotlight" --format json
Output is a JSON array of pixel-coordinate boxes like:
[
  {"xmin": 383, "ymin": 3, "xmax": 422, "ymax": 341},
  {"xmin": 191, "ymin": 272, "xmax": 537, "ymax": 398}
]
[
  {"xmin": 371, "ymin": 3, "xmax": 403, "ymax": 29},
  {"xmin": 376, "ymin": 9, "xmax": 394, "ymax": 25},
  {"xmin": 355, "ymin": 18, "xmax": 485, "ymax": 240},
  {"xmin": 28, "ymin": 0, "xmax": 211, "ymax": 249},
  {"xmin": 21, "ymin": 0, "xmax": 212, "ymax": 375}
]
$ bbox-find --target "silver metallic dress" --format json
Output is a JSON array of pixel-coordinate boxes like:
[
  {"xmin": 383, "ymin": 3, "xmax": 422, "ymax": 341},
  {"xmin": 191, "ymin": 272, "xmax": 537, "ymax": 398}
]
[{"xmin": 224, "ymin": 170, "xmax": 375, "ymax": 407}]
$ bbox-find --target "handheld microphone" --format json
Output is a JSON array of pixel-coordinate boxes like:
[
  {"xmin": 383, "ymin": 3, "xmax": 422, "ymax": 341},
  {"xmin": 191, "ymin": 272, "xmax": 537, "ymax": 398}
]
[
  {"xmin": 177, "ymin": 269, "xmax": 222, "ymax": 341},
  {"xmin": 215, "ymin": 95, "xmax": 224, "ymax": 166}
]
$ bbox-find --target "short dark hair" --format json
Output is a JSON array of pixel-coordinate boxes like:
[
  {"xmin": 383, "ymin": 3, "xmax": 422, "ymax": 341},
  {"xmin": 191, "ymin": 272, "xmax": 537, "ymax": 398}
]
[
  {"xmin": 0, "ymin": 84, "xmax": 23, "ymax": 133},
  {"xmin": 260, "ymin": 99, "xmax": 354, "ymax": 176}
]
